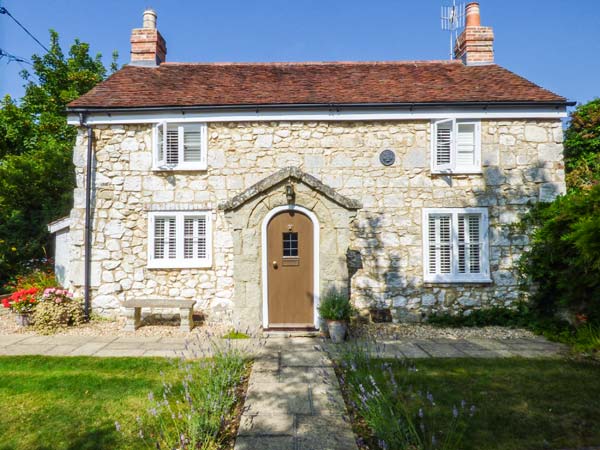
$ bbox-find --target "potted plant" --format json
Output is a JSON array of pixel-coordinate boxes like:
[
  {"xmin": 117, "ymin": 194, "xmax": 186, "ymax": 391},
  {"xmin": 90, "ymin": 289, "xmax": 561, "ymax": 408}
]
[
  {"xmin": 1, "ymin": 287, "xmax": 40, "ymax": 327},
  {"xmin": 318, "ymin": 288, "xmax": 353, "ymax": 343}
]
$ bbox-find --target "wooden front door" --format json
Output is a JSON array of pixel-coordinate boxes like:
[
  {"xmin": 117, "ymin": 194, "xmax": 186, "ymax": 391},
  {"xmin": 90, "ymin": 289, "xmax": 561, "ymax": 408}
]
[{"xmin": 267, "ymin": 210, "xmax": 314, "ymax": 327}]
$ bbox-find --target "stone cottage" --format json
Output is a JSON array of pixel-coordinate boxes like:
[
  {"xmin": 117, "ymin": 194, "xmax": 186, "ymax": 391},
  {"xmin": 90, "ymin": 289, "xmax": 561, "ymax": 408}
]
[{"xmin": 61, "ymin": 3, "xmax": 571, "ymax": 330}]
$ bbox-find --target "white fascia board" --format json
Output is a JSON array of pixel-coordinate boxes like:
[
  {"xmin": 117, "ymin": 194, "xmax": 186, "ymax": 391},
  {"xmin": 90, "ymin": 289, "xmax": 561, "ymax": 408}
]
[
  {"xmin": 48, "ymin": 216, "xmax": 71, "ymax": 233},
  {"xmin": 67, "ymin": 106, "xmax": 568, "ymax": 125}
]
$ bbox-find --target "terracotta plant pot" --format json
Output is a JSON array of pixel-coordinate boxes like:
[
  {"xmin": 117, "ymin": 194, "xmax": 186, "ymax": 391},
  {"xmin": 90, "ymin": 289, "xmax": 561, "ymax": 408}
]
[
  {"xmin": 327, "ymin": 320, "xmax": 347, "ymax": 343},
  {"xmin": 15, "ymin": 313, "xmax": 32, "ymax": 327}
]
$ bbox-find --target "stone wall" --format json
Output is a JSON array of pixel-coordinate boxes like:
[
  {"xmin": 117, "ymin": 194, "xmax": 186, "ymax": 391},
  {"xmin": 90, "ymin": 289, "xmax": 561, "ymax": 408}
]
[{"xmin": 68, "ymin": 119, "xmax": 565, "ymax": 325}]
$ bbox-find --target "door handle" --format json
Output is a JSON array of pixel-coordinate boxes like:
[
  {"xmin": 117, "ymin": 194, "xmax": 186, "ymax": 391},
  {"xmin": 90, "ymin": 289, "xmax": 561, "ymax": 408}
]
[{"xmin": 272, "ymin": 260, "xmax": 278, "ymax": 269}]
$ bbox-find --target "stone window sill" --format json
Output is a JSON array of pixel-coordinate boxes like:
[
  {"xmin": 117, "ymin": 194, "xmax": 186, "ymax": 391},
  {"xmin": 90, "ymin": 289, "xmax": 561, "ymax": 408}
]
[{"xmin": 423, "ymin": 278, "xmax": 493, "ymax": 287}]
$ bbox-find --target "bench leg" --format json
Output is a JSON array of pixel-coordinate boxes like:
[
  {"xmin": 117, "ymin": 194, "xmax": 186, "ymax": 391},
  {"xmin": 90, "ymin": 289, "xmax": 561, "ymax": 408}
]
[
  {"xmin": 180, "ymin": 308, "xmax": 194, "ymax": 332},
  {"xmin": 124, "ymin": 307, "xmax": 141, "ymax": 331}
]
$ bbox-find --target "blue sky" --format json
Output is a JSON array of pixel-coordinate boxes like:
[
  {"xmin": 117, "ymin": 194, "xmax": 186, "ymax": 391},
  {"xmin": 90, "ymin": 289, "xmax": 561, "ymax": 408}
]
[{"xmin": 0, "ymin": 0, "xmax": 598, "ymax": 106}]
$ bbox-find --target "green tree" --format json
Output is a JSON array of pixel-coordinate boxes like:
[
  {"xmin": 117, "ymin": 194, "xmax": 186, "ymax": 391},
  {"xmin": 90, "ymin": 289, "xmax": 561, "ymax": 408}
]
[
  {"xmin": 520, "ymin": 98, "xmax": 600, "ymax": 324},
  {"xmin": 0, "ymin": 30, "xmax": 115, "ymax": 287},
  {"xmin": 564, "ymin": 98, "xmax": 600, "ymax": 190}
]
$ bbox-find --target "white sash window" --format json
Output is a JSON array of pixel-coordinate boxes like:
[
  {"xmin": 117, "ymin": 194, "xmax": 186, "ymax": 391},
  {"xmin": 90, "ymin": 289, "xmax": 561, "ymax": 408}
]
[
  {"xmin": 154, "ymin": 122, "xmax": 207, "ymax": 170},
  {"xmin": 423, "ymin": 208, "xmax": 490, "ymax": 283},
  {"xmin": 148, "ymin": 211, "xmax": 212, "ymax": 268},
  {"xmin": 431, "ymin": 119, "xmax": 481, "ymax": 173}
]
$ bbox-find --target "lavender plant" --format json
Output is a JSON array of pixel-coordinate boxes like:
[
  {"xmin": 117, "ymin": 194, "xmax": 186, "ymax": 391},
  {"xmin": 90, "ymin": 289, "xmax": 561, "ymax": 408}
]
[
  {"xmin": 337, "ymin": 341, "xmax": 475, "ymax": 450},
  {"xmin": 118, "ymin": 334, "xmax": 254, "ymax": 449}
]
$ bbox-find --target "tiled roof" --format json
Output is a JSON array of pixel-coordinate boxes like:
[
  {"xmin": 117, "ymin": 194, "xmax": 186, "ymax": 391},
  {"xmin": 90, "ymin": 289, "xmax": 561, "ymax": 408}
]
[{"xmin": 67, "ymin": 61, "xmax": 567, "ymax": 109}]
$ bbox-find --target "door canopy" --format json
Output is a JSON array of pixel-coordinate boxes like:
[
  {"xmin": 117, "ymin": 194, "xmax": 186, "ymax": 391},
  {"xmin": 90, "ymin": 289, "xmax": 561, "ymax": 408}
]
[{"xmin": 219, "ymin": 166, "xmax": 362, "ymax": 212}]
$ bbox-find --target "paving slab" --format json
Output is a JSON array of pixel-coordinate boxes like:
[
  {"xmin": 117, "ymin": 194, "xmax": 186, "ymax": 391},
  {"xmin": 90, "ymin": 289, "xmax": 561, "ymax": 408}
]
[
  {"xmin": 0, "ymin": 335, "xmax": 29, "ymax": 346},
  {"xmin": 69, "ymin": 342, "xmax": 110, "ymax": 356},
  {"xmin": 43, "ymin": 345, "xmax": 80, "ymax": 356},
  {"xmin": 280, "ymin": 350, "xmax": 331, "ymax": 367},
  {"xmin": 393, "ymin": 343, "xmax": 431, "ymax": 358},
  {"xmin": 464, "ymin": 338, "xmax": 512, "ymax": 351},
  {"xmin": 414, "ymin": 342, "xmax": 468, "ymax": 358},
  {"xmin": 310, "ymin": 386, "xmax": 346, "ymax": 416},
  {"xmin": 15, "ymin": 336, "xmax": 56, "ymax": 345},
  {"xmin": 238, "ymin": 414, "xmax": 295, "ymax": 436},
  {"xmin": 279, "ymin": 366, "xmax": 336, "ymax": 384},
  {"xmin": 0, "ymin": 345, "xmax": 56, "ymax": 355},
  {"xmin": 244, "ymin": 383, "xmax": 312, "ymax": 416},
  {"xmin": 143, "ymin": 350, "xmax": 180, "ymax": 358},
  {"xmin": 94, "ymin": 348, "xmax": 146, "ymax": 357},
  {"xmin": 296, "ymin": 415, "xmax": 358, "ymax": 450},
  {"xmin": 113, "ymin": 336, "xmax": 162, "ymax": 343},
  {"xmin": 235, "ymin": 436, "xmax": 295, "ymax": 450}
]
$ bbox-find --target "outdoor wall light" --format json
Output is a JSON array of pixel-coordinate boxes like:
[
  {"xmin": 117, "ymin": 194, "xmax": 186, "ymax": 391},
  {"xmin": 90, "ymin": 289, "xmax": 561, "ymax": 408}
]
[{"xmin": 286, "ymin": 183, "xmax": 295, "ymax": 204}]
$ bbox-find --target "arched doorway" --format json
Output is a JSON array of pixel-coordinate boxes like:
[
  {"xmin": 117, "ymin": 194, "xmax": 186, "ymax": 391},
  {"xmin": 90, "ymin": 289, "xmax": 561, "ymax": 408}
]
[{"xmin": 262, "ymin": 206, "xmax": 319, "ymax": 329}]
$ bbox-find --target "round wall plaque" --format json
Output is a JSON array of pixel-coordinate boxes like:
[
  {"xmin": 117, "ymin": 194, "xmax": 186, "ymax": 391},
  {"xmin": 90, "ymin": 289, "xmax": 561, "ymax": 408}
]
[{"xmin": 379, "ymin": 149, "xmax": 396, "ymax": 166}]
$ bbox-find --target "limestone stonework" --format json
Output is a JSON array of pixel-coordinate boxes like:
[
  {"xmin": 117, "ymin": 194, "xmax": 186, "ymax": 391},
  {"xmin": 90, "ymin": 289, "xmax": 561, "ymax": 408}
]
[{"xmin": 68, "ymin": 119, "xmax": 565, "ymax": 326}]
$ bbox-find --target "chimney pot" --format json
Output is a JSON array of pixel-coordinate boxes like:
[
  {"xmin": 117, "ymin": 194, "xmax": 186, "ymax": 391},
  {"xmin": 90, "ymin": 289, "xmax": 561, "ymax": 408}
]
[
  {"xmin": 142, "ymin": 9, "xmax": 157, "ymax": 29},
  {"xmin": 465, "ymin": 2, "xmax": 481, "ymax": 27}
]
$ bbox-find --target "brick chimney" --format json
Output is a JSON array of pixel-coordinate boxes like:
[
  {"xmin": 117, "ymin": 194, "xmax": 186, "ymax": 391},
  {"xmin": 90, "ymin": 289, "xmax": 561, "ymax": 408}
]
[
  {"xmin": 454, "ymin": 2, "xmax": 494, "ymax": 65},
  {"xmin": 130, "ymin": 9, "xmax": 167, "ymax": 66}
]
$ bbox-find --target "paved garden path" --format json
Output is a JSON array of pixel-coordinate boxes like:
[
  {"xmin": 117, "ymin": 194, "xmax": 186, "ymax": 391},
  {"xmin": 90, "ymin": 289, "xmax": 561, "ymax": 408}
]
[
  {"xmin": 235, "ymin": 337, "xmax": 357, "ymax": 450},
  {"xmin": 0, "ymin": 334, "xmax": 566, "ymax": 358}
]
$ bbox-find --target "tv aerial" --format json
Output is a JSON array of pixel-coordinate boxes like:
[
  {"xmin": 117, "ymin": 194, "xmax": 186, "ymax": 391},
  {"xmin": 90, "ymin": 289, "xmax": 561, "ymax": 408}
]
[{"xmin": 441, "ymin": 1, "xmax": 465, "ymax": 59}]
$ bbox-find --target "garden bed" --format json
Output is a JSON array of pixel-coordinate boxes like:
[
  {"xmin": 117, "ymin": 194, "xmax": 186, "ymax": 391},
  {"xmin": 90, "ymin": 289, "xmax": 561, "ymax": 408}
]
[
  {"xmin": 0, "ymin": 310, "xmax": 232, "ymax": 338},
  {"xmin": 335, "ymin": 353, "xmax": 600, "ymax": 450},
  {"xmin": 350, "ymin": 321, "xmax": 537, "ymax": 341},
  {"xmin": 0, "ymin": 354, "xmax": 251, "ymax": 449}
]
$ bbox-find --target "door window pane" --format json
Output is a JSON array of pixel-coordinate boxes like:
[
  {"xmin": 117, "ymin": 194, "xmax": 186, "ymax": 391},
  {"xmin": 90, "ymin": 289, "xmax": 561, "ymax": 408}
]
[{"xmin": 283, "ymin": 232, "xmax": 298, "ymax": 257}]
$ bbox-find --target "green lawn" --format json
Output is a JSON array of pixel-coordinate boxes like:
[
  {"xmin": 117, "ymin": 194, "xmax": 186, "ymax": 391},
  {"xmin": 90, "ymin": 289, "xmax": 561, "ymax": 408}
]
[
  {"xmin": 0, "ymin": 356, "xmax": 185, "ymax": 450},
  {"xmin": 341, "ymin": 357, "xmax": 600, "ymax": 450}
]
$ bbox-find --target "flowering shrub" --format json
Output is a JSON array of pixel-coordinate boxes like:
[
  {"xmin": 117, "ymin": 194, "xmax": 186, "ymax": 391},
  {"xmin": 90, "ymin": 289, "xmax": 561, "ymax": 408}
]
[
  {"xmin": 336, "ymin": 341, "xmax": 474, "ymax": 449},
  {"xmin": 118, "ymin": 336, "xmax": 250, "ymax": 449},
  {"xmin": 1, "ymin": 288, "xmax": 39, "ymax": 314},
  {"xmin": 32, "ymin": 288, "xmax": 85, "ymax": 334},
  {"xmin": 4, "ymin": 264, "xmax": 57, "ymax": 293}
]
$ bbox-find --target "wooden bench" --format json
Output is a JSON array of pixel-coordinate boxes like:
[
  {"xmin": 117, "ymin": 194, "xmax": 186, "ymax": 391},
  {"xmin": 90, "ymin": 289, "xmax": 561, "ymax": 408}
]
[{"xmin": 123, "ymin": 299, "xmax": 196, "ymax": 332}]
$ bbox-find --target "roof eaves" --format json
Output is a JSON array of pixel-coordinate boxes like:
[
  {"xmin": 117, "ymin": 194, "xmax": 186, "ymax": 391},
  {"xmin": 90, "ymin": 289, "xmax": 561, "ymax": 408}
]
[{"xmin": 66, "ymin": 99, "xmax": 574, "ymax": 113}]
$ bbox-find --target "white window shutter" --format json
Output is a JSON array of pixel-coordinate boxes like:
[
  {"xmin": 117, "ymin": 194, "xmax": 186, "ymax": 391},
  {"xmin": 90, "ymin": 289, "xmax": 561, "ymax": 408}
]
[
  {"xmin": 458, "ymin": 214, "xmax": 481, "ymax": 274},
  {"xmin": 182, "ymin": 124, "xmax": 203, "ymax": 163},
  {"xmin": 167, "ymin": 217, "xmax": 177, "ymax": 258},
  {"xmin": 197, "ymin": 215, "xmax": 207, "ymax": 259},
  {"xmin": 155, "ymin": 122, "xmax": 166, "ymax": 166},
  {"xmin": 434, "ymin": 119, "xmax": 453, "ymax": 170},
  {"xmin": 166, "ymin": 124, "xmax": 179, "ymax": 165},
  {"xmin": 456, "ymin": 123, "xmax": 476, "ymax": 167},
  {"xmin": 154, "ymin": 217, "xmax": 165, "ymax": 259},
  {"xmin": 428, "ymin": 214, "xmax": 452, "ymax": 275}
]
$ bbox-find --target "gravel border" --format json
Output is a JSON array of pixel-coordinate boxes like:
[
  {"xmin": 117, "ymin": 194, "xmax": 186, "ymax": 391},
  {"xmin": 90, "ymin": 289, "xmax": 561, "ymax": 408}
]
[
  {"xmin": 1, "ymin": 308, "xmax": 536, "ymax": 341},
  {"xmin": 351, "ymin": 322, "xmax": 538, "ymax": 340},
  {"xmin": 0, "ymin": 310, "xmax": 231, "ymax": 338}
]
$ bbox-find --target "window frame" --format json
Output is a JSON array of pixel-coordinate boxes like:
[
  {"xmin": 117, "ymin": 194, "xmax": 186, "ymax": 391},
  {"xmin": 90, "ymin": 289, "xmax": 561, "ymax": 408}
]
[
  {"xmin": 422, "ymin": 207, "xmax": 491, "ymax": 283},
  {"xmin": 147, "ymin": 211, "xmax": 212, "ymax": 269},
  {"xmin": 152, "ymin": 122, "xmax": 208, "ymax": 171},
  {"xmin": 430, "ymin": 119, "xmax": 482, "ymax": 174}
]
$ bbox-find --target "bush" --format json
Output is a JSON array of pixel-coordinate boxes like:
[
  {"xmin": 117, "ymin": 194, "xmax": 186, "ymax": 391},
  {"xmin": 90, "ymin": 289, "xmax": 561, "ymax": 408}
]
[
  {"xmin": 124, "ymin": 339, "xmax": 249, "ymax": 449},
  {"xmin": 427, "ymin": 304, "xmax": 534, "ymax": 328},
  {"xmin": 1, "ymin": 288, "xmax": 40, "ymax": 314},
  {"xmin": 318, "ymin": 288, "xmax": 353, "ymax": 321},
  {"xmin": 337, "ymin": 342, "xmax": 474, "ymax": 449},
  {"xmin": 4, "ymin": 264, "xmax": 57, "ymax": 293},
  {"xmin": 518, "ymin": 186, "xmax": 600, "ymax": 324},
  {"xmin": 32, "ymin": 288, "xmax": 85, "ymax": 334}
]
